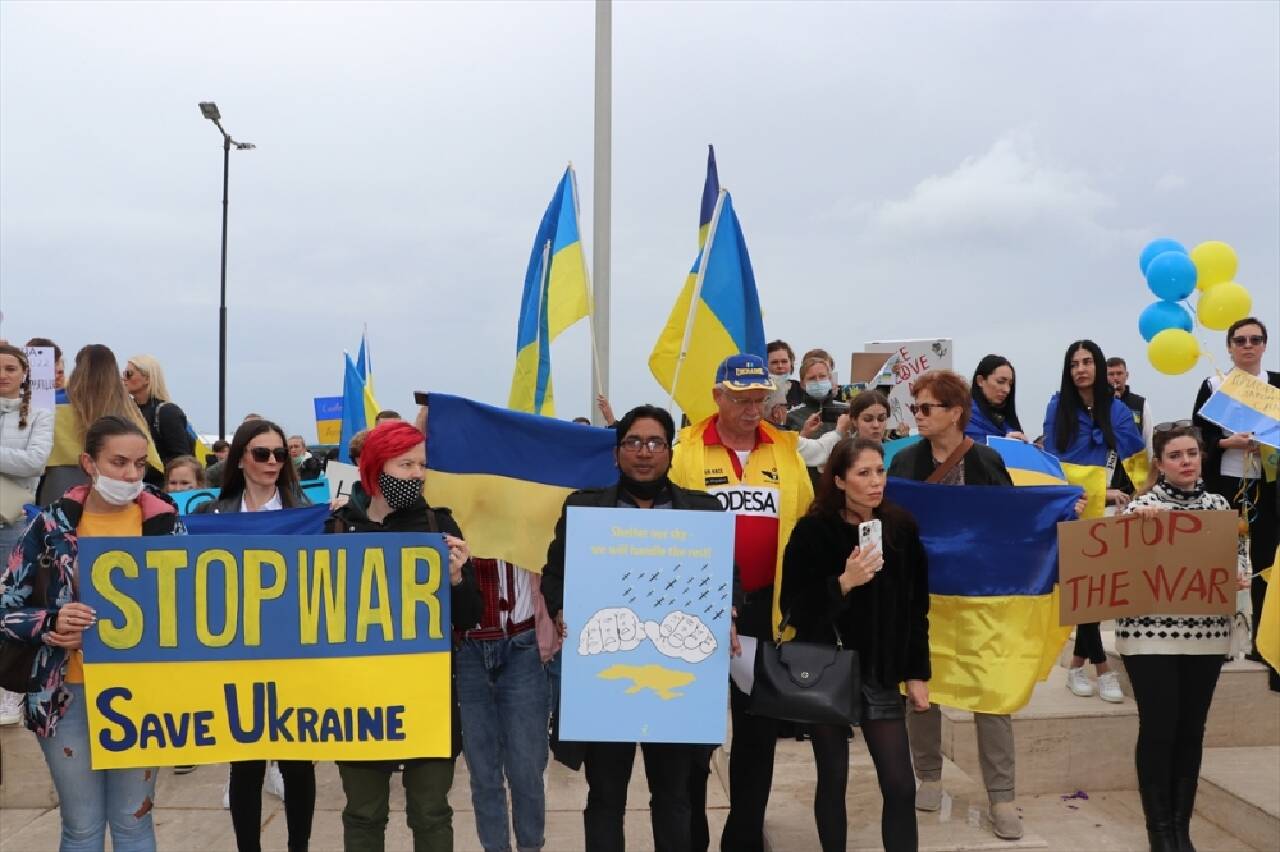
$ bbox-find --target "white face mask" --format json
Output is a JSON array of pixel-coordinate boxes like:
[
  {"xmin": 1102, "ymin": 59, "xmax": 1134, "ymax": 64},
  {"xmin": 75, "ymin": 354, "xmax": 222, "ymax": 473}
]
[{"xmin": 92, "ymin": 467, "xmax": 145, "ymax": 506}]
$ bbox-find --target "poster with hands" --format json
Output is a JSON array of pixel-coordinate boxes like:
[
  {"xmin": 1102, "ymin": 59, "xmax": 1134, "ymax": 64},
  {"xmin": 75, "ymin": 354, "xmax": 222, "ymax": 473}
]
[{"xmin": 560, "ymin": 506, "xmax": 735, "ymax": 744}]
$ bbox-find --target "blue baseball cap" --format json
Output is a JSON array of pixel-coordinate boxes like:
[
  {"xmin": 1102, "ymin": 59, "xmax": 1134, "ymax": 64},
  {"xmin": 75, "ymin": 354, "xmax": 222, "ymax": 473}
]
[{"xmin": 715, "ymin": 354, "xmax": 775, "ymax": 392}]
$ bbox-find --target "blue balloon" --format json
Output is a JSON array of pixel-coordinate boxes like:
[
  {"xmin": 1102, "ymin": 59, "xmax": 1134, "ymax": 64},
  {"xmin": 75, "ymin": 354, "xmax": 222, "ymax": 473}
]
[
  {"xmin": 1138, "ymin": 300, "xmax": 1194, "ymax": 342},
  {"xmin": 1139, "ymin": 238, "xmax": 1187, "ymax": 275},
  {"xmin": 1145, "ymin": 251, "xmax": 1198, "ymax": 301}
]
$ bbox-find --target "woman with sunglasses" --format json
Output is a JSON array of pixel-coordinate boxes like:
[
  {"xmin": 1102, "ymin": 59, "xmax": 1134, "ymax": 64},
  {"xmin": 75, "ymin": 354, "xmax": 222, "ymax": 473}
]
[
  {"xmin": 196, "ymin": 419, "xmax": 314, "ymax": 852},
  {"xmin": 1193, "ymin": 316, "xmax": 1279, "ymax": 668},
  {"xmin": 123, "ymin": 355, "xmax": 194, "ymax": 466},
  {"xmin": 1119, "ymin": 423, "xmax": 1250, "ymax": 852},
  {"xmin": 886, "ymin": 370, "xmax": 1027, "ymax": 841},
  {"xmin": 1044, "ymin": 340, "xmax": 1144, "ymax": 704},
  {"xmin": 966, "ymin": 355, "xmax": 1026, "ymax": 442}
]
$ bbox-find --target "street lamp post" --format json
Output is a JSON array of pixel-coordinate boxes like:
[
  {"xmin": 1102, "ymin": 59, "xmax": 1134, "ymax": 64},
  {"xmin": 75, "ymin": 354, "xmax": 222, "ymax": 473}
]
[{"xmin": 198, "ymin": 101, "xmax": 255, "ymax": 441}]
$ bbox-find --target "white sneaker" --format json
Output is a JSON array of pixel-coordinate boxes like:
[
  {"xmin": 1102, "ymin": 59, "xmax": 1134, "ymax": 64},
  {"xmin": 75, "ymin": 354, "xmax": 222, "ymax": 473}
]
[
  {"xmin": 1098, "ymin": 671, "xmax": 1124, "ymax": 703},
  {"xmin": 0, "ymin": 690, "xmax": 21, "ymax": 726},
  {"xmin": 0, "ymin": 709, "xmax": 20, "ymax": 726},
  {"xmin": 1066, "ymin": 667, "xmax": 1095, "ymax": 697},
  {"xmin": 264, "ymin": 762, "xmax": 285, "ymax": 799}
]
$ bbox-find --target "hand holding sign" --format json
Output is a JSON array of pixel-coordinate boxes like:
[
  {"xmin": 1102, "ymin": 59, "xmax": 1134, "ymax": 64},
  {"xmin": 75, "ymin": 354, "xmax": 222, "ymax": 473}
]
[{"xmin": 645, "ymin": 611, "xmax": 717, "ymax": 663}]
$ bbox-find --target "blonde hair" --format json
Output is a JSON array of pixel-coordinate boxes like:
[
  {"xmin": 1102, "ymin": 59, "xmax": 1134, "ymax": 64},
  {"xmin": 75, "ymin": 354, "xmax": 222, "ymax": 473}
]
[
  {"xmin": 68, "ymin": 344, "xmax": 152, "ymax": 444},
  {"xmin": 127, "ymin": 354, "xmax": 171, "ymax": 402},
  {"xmin": 798, "ymin": 348, "xmax": 835, "ymax": 382}
]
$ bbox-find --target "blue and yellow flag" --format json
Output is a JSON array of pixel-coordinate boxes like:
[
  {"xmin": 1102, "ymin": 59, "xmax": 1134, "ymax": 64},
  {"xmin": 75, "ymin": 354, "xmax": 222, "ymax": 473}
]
[
  {"xmin": 649, "ymin": 190, "xmax": 767, "ymax": 424},
  {"xmin": 338, "ymin": 353, "xmax": 379, "ymax": 464},
  {"xmin": 355, "ymin": 329, "xmax": 375, "ymax": 398},
  {"xmin": 424, "ymin": 393, "xmax": 616, "ymax": 571},
  {"xmin": 1199, "ymin": 368, "xmax": 1280, "ymax": 452},
  {"xmin": 185, "ymin": 423, "xmax": 212, "ymax": 467},
  {"xmin": 314, "ymin": 396, "xmax": 343, "ymax": 445},
  {"xmin": 698, "ymin": 144, "xmax": 719, "ymax": 248},
  {"xmin": 887, "ymin": 478, "xmax": 1080, "ymax": 715},
  {"xmin": 986, "ymin": 437, "xmax": 1068, "ymax": 486},
  {"xmin": 508, "ymin": 166, "xmax": 591, "ymax": 417},
  {"xmin": 1042, "ymin": 394, "xmax": 1144, "ymax": 518}
]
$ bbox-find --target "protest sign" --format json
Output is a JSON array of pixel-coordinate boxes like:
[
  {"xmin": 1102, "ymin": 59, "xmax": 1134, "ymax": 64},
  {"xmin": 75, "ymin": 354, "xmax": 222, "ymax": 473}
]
[
  {"xmin": 78, "ymin": 533, "xmax": 452, "ymax": 768},
  {"xmin": 863, "ymin": 339, "xmax": 952, "ymax": 435},
  {"xmin": 168, "ymin": 478, "xmax": 331, "ymax": 515},
  {"xmin": 559, "ymin": 506, "xmax": 734, "ymax": 744},
  {"xmin": 324, "ymin": 462, "xmax": 361, "ymax": 501},
  {"xmin": 21, "ymin": 346, "xmax": 56, "ymax": 411},
  {"xmin": 1198, "ymin": 368, "xmax": 1280, "ymax": 448},
  {"xmin": 1057, "ymin": 510, "xmax": 1237, "ymax": 625},
  {"xmin": 314, "ymin": 396, "xmax": 343, "ymax": 444}
]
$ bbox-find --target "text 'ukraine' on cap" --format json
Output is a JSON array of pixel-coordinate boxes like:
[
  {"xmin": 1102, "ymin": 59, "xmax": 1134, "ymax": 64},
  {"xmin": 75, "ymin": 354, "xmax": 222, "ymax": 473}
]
[{"xmin": 715, "ymin": 354, "xmax": 775, "ymax": 392}]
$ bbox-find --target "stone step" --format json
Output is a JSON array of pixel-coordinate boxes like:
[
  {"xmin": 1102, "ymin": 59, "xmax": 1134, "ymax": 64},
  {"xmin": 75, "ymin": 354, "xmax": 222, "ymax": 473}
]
[{"xmin": 1195, "ymin": 746, "xmax": 1280, "ymax": 852}]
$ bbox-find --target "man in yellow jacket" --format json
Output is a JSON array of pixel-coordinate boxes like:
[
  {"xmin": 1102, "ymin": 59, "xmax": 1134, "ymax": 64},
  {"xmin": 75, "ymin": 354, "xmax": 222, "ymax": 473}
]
[{"xmin": 669, "ymin": 353, "xmax": 812, "ymax": 852}]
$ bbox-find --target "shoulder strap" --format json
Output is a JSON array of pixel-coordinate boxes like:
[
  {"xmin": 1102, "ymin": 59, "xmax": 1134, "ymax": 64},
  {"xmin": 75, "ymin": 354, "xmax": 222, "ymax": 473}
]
[
  {"xmin": 425, "ymin": 507, "xmax": 439, "ymax": 534},
  {"xmin": 926, "ymin": 437, "xmax": 973, "ymax": 484}
]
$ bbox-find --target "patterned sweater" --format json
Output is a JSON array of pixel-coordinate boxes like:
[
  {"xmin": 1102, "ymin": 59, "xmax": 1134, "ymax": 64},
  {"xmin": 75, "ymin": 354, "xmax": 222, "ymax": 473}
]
[{"xmin": 1114, "ymin": 480, "xmax": 1238, "ymax": 656}]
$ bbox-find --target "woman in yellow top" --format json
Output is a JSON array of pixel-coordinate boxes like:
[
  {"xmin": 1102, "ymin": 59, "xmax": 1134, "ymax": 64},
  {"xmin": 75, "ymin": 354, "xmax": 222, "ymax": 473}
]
[
  {"xmin": 1, "ymin": 415, "xmax": 186, "ymax": 852},
  {"xmin": 38, "ymin": 344, "xmax": 162, "ymax": 505}
]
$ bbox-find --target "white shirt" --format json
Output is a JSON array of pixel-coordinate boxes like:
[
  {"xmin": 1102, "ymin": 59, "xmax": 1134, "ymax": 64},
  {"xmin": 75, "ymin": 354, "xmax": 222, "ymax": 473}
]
[{"xmin": 240, "ymin": 489, "xmax": 282, "ymax": 513}]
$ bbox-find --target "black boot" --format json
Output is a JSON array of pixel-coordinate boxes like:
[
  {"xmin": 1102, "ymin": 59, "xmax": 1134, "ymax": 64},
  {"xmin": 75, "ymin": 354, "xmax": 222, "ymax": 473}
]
[
  {"xmin": 1138, "ymin": 779, "xmax": 1179, "ymax": 852},
  {"xmin": 1171, "ymin": 776, "xmax": 1199, "ymax": 852}
]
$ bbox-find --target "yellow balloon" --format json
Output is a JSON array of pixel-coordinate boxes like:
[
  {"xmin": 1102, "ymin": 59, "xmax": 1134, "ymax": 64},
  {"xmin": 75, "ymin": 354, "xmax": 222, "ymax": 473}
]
[
  {"xmin": 1191, "ymin": 241, "xmax": 1238, "ymax": 290},
  {"xmin": 1196, "ymin": 280, "xmax": 1252, "ymax": 330},
  {"xmin": 1148, "ymin": 329, "xmax": 1200, "ymax": 376}
]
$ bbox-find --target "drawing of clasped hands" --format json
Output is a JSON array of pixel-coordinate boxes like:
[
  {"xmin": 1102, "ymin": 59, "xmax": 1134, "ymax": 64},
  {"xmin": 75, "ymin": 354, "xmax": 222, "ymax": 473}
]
[{"xmin": 578, "ymin": 608, "xmax": 717, "ymax": 663}]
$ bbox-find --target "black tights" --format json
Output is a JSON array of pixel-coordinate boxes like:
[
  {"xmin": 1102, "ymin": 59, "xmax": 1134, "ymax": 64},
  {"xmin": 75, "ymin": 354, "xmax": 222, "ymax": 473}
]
[
  {"xmin": 1123, "ymin": 655, "xmax": 1222, "ymax": 804},
  {"xmin": 809, "ymin": 720, "xmax": 917, "ymax": 852},
  {"xmin": 228, "ymin": 760, "xmax": 316, "ymax": 852}
]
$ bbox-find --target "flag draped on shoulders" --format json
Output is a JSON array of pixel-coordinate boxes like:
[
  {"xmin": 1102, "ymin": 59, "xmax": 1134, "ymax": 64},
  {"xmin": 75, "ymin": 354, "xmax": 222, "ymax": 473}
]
[
  {"xmin": 508, "ymin": 166, "xmax": 591, "ymax": 417},
  {"xmin": 424, "ymin": 393, "xmax": 616, "ymax": 571},
  {"xmin": 649, "ymin": 188, "xmax": 766, "ymax": 424},
  {"xmin": 1042, "ymin": 394, "xmax": 1144, "ymax": 518},
  {"xmin": 886, "ymin": 477, "xmax": 1080, "ymax": 715}
]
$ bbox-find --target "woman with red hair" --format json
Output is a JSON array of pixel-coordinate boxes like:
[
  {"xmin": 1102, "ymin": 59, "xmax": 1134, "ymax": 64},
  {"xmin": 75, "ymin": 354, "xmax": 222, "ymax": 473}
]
[{"xmin": 328, "ymin": 420, "xmax": 481, "ymax": 852}]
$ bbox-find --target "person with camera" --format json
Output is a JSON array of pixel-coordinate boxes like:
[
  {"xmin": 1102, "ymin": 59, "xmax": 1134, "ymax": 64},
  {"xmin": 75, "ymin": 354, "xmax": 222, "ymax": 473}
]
[
  {"xmin": 785, "ymin": 349, "xmax": 843, "ymax": 439},
  {"xmin": 779, "ymin": 437, "xmax": 930, "ymax": 852}
]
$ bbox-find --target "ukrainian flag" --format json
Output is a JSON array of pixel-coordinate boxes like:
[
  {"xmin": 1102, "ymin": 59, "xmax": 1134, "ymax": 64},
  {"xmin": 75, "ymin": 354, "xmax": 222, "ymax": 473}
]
[
  {"xmin": 508, "ymin": 166, "xmax": 591, "ymax": 417},
  {"xmin": 1259, "ymin": 545, "xmax": 1280, "ymax": 672},
  {"xmin": 698, "ymin": 144, "xmax": 719, "ymax": 248},
  {"xmin": 1199, "ymin": 368, "xmax": 1280, "ymax": 448},
  {"xmin": 986, "ymin": 437, "xmax": 1068, "ymax": 486},
  {"xmin": 186, "ymin": 423, "xmax": 213, "ymax": 467},
  {"xmin": 649, "ymin": 190, "xmax": 766, "ymax": 424},
  {"xmin": 887, "ymin": 477, "xmax": 1081, "ymax": 714},
  {"xmin": 355, "ymin": 329, "xmax": 375, "ymax": 398},
  {"xmin": 338, "ymin": 352, "xmax": 379, "ymax": 464},
  {"xmin": 424, "ymin": 393, "xmax": 616, "ymax": 571},
  {"xmin": 1042, "ymin": 394, "xmax": 1144, "ymax": 518}
]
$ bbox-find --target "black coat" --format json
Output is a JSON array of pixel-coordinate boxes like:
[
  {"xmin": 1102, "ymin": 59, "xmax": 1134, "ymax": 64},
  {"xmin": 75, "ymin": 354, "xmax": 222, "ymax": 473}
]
[
  {"xmin": 1194, "ymin": 370, "xmax": 1280, "ymax": 499},
  {"xmin": 779, "ymin": 510, "xmax": 930, "ymax": 685},
  {"xmin": 137, "ymin": 397, "xmax": 194, "ymax": 465},
  {"xmin": 888, "ymin": 438, "xmax": 1014, "ymax": 487},
  {"xmin": 327, "ymin": 496, "xmax": 482, "ymax": 763}
]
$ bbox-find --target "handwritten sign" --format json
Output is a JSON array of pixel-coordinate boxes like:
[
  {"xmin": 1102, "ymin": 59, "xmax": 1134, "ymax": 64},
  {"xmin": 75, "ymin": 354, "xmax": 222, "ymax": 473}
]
[
  {"xmin": 559, "ymin": 507, "xmax": 734, "ymax": 744},
  {"xmin": 21, "ymin": 346, "xmax": 56, "ymax": 411},
  {"xmin": 1056, "ymin": 510, "xmax": 1237, "ymax": 625},
  {"xmin": 78, "ymin": 533, "xmax": 452, "ymax": 768},
  {"xmin": 863, "ymin": 339, "xmax": 952, "ymax": 435},
  {"xmin": 1199, "ymin": 369, "xmax": 1280, "ymax": 448}
]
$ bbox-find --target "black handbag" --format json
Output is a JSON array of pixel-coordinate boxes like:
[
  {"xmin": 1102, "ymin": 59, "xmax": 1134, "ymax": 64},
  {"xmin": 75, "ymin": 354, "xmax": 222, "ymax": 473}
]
[
  {"xmin": 0, "ymin": 550, "xmax": 50, "ymax": 693},
  {"xmin": 748, "ymin": 614, "xmax": 861, "ymax": 726}
]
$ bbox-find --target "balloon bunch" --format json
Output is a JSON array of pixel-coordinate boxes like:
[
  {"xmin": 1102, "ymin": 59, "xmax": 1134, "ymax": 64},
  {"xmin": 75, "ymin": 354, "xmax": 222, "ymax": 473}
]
[{"xmin": 1138, "ymin": 239, "xmax": 1253, "ymax": 375}]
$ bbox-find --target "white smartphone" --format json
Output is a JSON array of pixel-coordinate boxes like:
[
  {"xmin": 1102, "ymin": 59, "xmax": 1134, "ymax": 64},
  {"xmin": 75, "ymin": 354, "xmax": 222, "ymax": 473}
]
[{"xmin": 858, "ymin": 519, "xmax": 883, "ymax": 553}]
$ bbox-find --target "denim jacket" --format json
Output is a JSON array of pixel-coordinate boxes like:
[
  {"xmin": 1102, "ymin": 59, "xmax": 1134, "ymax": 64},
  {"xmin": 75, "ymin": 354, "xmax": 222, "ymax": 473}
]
[{"xmin": 0, "ymin": 484, "xmax": 185, "ymax": 737}]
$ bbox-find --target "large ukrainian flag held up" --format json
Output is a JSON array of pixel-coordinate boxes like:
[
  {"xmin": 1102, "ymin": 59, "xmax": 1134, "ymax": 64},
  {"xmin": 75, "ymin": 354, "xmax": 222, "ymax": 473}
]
[
  {"xmin": 887, "ymin": 478, "xmax": 1081, "ymax": 715},
  {"xmin": 424, "ymin": 393, "xmax": 616, "ymax": 571},
  {"xmin": 338, "ymin": 353, "xmax": 379, "ymax": 464},
  {"xmin": 508, "ymin": 166, "xmax": 591, "ymax": 417},
  {"xmin": 650, "ymin": 189, "xmax": 766, "ymax": 424}
]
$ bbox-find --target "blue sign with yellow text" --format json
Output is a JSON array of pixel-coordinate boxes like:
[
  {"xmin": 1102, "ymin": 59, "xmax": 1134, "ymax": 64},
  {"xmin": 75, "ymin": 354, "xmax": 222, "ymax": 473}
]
[{"xmin": 78, "ymin": 533, "xmax": 451, "ymax": 768}]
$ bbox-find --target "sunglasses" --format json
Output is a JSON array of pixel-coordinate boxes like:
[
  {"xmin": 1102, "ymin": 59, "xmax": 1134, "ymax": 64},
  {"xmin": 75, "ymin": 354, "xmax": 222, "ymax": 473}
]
[
  {"xmin": 1154, "ymin": 420, "xmax": 1200, "ymax": 436},
  {"xmin": 248, "ymin": 447, "xmax": 288, "ymax": 464},
  {"xmin": 909, "ymin": 402, "xmax": 952, "ymax": 417},
  {"xmin": 1231, "ymin": 335, "xmax": 1265, "ymax": 347}
]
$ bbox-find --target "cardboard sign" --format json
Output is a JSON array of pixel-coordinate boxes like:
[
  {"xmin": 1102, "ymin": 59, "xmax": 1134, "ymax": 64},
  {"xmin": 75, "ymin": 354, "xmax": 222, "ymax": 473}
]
[
  {"xmin": 314, "ymin": 396, "xmax": 343, "ymax": 445},
  {"xmin": 863, "ymin": 339, "xmax": 953, "ymax": 435},
  {"xmin": 21, "ymin": 346, "xmax": 56, "ymax": 411},
  {"xmin": 78, "ymin": 533, "xmax": 452, "ymax": 768},
  {"xmin": 1056, "ymin": 510, "xmax": 1238, "ymax": 625}
]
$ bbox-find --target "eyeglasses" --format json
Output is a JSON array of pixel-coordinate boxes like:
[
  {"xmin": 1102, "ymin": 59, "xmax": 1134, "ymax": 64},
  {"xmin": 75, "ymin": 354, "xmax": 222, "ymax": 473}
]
[
  {"xmin": 724, "ymin": 395, "xmax": 767, "ymax": 408},
  {"xmin": 619, "ymin": 437, "xmax": 669, "ymax": 453},
  {"xmin": 248, "ymin": 447, "xmax": 288, "ymax": 464},
  {"xmin": 1154, "ymin": 420, "xmax": 1201, "ymax": 438},
  {"xmin": 908, "ymin": 402, "xmax": 952, "ymax": 417},
  {"xmin": 1231, "ymin": 335, "xmax": 1265, "ymax": 346}
]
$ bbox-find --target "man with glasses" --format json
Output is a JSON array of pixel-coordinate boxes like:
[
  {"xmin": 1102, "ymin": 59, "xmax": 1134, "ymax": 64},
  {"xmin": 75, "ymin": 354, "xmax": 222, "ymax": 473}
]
[
  {"xmin": 667, "ymin": 353, "xmax": 813, "ymax": 852},
  {"xmin": 542, "ymin": 404, "xmax": 729, "ymax": 852},
  {"xmin": 1193, "ymin": 316, "xmax": 1279, "ymax": 666}
]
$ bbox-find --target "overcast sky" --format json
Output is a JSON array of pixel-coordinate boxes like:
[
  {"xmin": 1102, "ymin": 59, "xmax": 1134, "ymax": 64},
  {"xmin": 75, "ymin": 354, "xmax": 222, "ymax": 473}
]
[{"xmin": 2, "ymin": 0, "xmax": 1277, "ymax": 442}]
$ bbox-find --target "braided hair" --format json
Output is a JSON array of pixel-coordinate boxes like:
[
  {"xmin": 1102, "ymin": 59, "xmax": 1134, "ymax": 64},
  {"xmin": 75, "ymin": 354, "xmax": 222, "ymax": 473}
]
[{"xmin": 0, "ymin": 344, "xmax": 32, "ymax": 430}]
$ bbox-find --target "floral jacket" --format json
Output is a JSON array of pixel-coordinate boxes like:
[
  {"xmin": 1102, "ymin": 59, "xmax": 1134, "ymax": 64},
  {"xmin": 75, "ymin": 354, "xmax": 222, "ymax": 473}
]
[{"xmin": 0, "ymin": 484, "xmax": 185, "ymax": 736}]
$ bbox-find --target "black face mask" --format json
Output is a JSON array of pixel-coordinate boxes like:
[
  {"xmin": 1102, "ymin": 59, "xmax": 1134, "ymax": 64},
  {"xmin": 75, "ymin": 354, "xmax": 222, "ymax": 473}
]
[{"xmin": 619, "ymin": 473, "xmax": 670, "ymax": 502}]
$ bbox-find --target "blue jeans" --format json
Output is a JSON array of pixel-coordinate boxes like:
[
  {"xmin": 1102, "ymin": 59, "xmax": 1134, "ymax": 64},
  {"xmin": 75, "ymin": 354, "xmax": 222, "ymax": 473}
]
[
  {"xmin": 37, "ymin": 684, "xmax": 158, "ymax": 852},
  {"xmin": 456, "ymin": 629, "xmax": 550, "ymax": 852}
]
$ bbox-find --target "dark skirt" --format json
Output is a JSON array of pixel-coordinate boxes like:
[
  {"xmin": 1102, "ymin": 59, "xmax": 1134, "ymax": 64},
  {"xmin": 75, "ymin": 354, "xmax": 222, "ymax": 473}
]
[{"xmin": 861, "ymin": 678, "xmax": 906, "ymax": 722}]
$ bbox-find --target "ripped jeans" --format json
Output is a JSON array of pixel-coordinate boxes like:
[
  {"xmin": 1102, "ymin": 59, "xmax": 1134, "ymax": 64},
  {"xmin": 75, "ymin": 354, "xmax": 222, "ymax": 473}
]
[{"xmin": 37, "ymin": 684, "xmax": 158, "ymax": 852}]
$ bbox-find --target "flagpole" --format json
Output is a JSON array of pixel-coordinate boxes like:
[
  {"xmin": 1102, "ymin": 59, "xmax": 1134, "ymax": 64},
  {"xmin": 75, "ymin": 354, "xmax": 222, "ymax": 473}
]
[
  {"xmin": 569, "ymin": 164, "xmax": 606, "ymax": 402},
  {"xmin": 590, "ymin": 0, "xmax": 612, "ymax": 426},
  {"xmin": 667, "ymin": 189, "xmax": 726, "ymax": 414}
]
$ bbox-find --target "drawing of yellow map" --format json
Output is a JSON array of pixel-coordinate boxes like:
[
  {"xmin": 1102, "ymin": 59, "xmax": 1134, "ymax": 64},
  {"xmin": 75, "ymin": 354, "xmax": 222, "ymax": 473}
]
[{"xmin": 597, "ymin": 664, "xmax": 695, "ymax": 700}]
